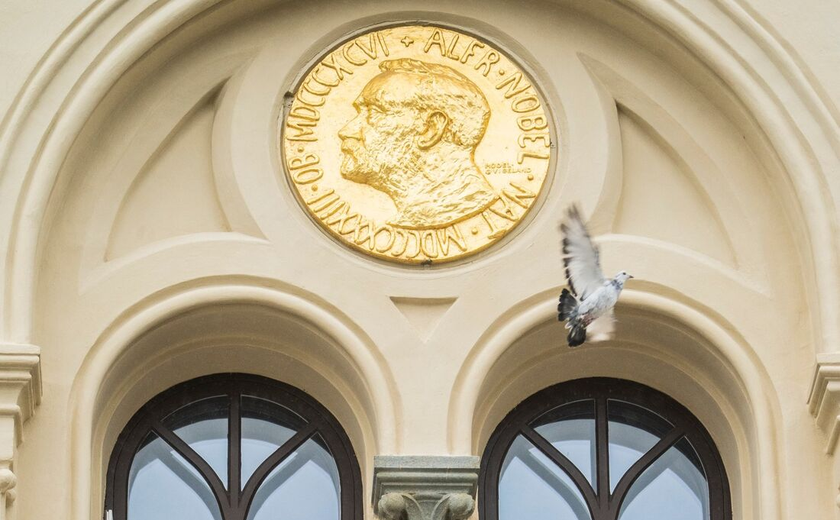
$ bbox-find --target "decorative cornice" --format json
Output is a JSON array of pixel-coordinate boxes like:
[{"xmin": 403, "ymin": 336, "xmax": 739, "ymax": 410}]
[
  {"xmin": 0, "ymin": 343, "xmax": 41, "ymax": 446},
  {"xmin": 372, "ymin": 456, "xmax": 480, "ymax": 520},
  {"xmin": 0, "ymin": 343, "xmax": 40, "ymax": 515},
  {"xmin": 808, "ymin": 353, "xmax": 840, "ymax": 453}
]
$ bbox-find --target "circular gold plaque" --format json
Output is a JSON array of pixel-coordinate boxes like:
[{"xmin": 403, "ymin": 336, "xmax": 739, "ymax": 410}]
[{"xmin": 282, "ymin": 25, "xmax": 553, "ymax": 264}]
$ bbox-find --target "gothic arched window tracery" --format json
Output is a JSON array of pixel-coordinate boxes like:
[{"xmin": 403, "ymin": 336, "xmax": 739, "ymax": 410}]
[
  {"xmin": 479, "ymin": 378, "xmax": 731, "ymax": 520},
  {"xmin": 105, "ymin": 374, "xmax": 362, "ymax": 520}
]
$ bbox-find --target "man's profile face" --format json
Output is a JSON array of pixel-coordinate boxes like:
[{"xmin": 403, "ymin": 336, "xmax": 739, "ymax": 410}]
[{"xmin": 338, "ymin": 73, "xmax": 423, "ymax": 188}]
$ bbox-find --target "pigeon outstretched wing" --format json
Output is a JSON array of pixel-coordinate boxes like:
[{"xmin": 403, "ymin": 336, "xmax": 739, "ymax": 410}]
[{"xmin": 560, "ymin": 205, "xmax": 606, "ymax": 300}]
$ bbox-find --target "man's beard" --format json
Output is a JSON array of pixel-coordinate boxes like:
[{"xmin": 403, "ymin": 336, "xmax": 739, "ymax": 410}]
[
  {"xmin": 339, "ymin": 139, "xmax": 376, "ymax": 182},
  {"xmin": 340, "ymin": 140, "xmax": 420, "ymax": 196}
]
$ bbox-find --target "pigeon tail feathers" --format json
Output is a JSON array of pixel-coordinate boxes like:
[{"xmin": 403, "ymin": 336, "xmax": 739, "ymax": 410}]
[{"xmin": 567, "ymin": 322, "xmax": 587, "ymax": 347}]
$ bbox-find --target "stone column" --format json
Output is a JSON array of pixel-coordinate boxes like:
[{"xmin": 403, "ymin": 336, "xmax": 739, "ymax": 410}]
[
  {"xmin": 0, "ymin": 344, "xmax": 41, "ymax": 518},
  {"xmin": 372, "ymin": 456, "xmax": 480, "ymax": 520}
]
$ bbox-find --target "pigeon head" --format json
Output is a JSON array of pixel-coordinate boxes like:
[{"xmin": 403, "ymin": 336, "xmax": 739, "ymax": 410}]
[{"xmin": 614, "ymin": 271, "xmax": 634, "ymax": 286}]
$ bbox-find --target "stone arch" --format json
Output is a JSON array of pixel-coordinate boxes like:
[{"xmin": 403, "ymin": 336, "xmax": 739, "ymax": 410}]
[
  {"xmin": 0, "ymin": 0, "xmax": 837, "ymax": 352},
  {"xmin": 0, "ymin": 1, "xmax": 837, "ymax": 519},
  {"xmin": 449, "ymin": 288, "xmax": 783, "ymax": 519},
  {"xmin": 67, "ymin": 279, "xmax": 399, "ymax": 520}
]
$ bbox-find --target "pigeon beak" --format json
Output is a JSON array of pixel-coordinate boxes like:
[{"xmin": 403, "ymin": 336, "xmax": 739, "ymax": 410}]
[{"xmin": 629, "ymin": 275, "xmax": 635, "ymax": 279}]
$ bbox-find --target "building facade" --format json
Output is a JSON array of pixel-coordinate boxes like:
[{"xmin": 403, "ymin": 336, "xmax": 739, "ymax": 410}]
[{"xmin": 1, "ymin": 0, "xmax": 840, "ymax": 518}]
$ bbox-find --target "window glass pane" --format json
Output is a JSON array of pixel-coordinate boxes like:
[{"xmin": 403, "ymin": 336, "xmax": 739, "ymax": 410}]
[
  {"xmin": 499, "ymin": 435, "xmax": 591, "ymax": 520},
  {"xmin": 618, "ymin": 438, "xmax": 710, "ymax": 520},
  {"xmin": 608, "ymin": 400, "xmax": 673, "ymax": 492},
  {"xmin": 531, "ymin": 400, "xmax": 596, "ymax": 487},
  {"xmin": 247, "ymin": 436, "xmax": 340, "ymax": 520},
  {"xmin": 128, "ymin": 433, "xmax": 222, "ymax": 520},
  {"xmin": 241, "ymin": 395, "xmax": 305, "ymax": 488},
  {"xmin": 162, "ymin": 396, "xmax": 229, "ymax": 488}
]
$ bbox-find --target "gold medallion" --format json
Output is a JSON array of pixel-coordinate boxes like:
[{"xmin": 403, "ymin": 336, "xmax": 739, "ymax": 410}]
[{"xmin": 282, "ymin": 25, "xmax": 553, "ymax": 264}]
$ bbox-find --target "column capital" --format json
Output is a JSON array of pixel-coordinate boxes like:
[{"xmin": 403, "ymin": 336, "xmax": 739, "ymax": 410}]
[
  {"xmin": 0, "ymin": 344, "xmax": 41, "ymax": 448},
  {"xmin": 0, "ymin": 343, "xmax": 40, "ymax": 513},
  {"xmin": 372, "ymin": 456, "xmax": 480, "ymax": 520},
  {"xmin": 809, "ymin": 353, "xmax": 840, "ymax": 453}
]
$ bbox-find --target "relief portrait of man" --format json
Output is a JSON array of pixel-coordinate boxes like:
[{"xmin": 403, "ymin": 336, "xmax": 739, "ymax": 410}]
[{"xmin": 338, "ymin": 58, "xmax": 498, "ymax": 229}]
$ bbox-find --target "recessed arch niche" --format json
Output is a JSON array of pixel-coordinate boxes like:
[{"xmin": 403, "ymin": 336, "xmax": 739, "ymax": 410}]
[
  {"xmin": 454, "ymin": 290, "xmax": 780, "ymax": 520},
  {"xmin": 68, "ymin": 281, "xmax": 398, "ymax": 520}
]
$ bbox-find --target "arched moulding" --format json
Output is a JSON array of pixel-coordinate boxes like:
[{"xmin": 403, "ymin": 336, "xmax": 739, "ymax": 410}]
[
  {"xmin": 67, "ymin": 41, "xmax": 261, "ymax": 285},
  {"xmin": 448, "ymin": 286, "xmax": 783, "ymax": 520},
  {"xmin": 67, "ymin": 278, "xmax": 400, "ymax": 520},
  {"xmin": 0, "ymin": 0, "xmax": 234, "ymax": 342},
  {"xmin": 580, "ymin": 54, "xmax": 768, "ymax": 280},
  {"xmin": 0, "ymin": 2, "xmax": 834, "ymax": 517},
  {"xmin": 606, "ymin": 0, "xmax": 840, "ymax": 353},
  {"xmin": 3, "ymin": 0, "xmax": 837, "ymax": 349},
  {"xmin": 528, "ymin": 41, "xmax": 615, "ymax": 238}
]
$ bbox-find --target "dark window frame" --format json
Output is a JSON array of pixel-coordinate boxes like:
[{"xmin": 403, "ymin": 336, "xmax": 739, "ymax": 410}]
[
  {"xmin": 105, "ymin": 373, "xmax": 363, "ymax": 520},
  {"xmin": 479, "ymin": 378, "xmax": 731, "ymax": 520}
]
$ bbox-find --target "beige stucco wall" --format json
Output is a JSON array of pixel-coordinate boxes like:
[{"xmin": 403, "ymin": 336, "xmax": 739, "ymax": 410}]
[{"xmin": 1, "ymin": 0, "xmax": 840, "ymax": 519}]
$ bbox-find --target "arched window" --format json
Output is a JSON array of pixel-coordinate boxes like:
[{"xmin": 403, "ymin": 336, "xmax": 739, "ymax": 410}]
[
  {"xmin": 479, "ymin": 378, "xmax": 730, "ymax": 520},
  {"xmin": 105, "ymin": 374, "xmax": 362, "ymax": 520}
]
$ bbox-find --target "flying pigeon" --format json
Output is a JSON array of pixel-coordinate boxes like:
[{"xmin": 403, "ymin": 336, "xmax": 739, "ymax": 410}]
[{"xmin": 558, "ymin": 205, "xmax": 633, "ymax": 347}]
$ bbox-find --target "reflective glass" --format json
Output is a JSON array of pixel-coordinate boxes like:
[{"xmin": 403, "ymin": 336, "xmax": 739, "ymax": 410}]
[
  {"xmin": 163, "ymin": 396, "xmax": 229, "ymax": 487},
  {"xmin": 618, "ymin": 438, "xmax": 710, "ymax": 520},
  {"xmin": 247, "ymin": 436, "xmax": 341, "ymax": 520},
  {"xmin": 532, "ymin": 400, "xmax": 596, "ymax": 487},
  {"xmin": 499, "ymin": 435, "xmax": 591, "ymax": 520},
  {"xmin": 128, "ymin": 433, "xmax": 223, "ymax": 520},
  {"xmin": 240, "ymin": 395, "xmax": 304, "ymax": 488},
  {"xmin": 608, "ymin": 400, "xmax": 673, "ymax": 492}
]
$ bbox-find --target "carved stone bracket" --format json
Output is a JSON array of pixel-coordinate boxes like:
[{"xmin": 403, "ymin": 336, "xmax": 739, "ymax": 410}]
[
  {"xmin": 808, "ymin": 353, "xmax": 840, "ymax": 454},
  {"xmin": 372, "ymin": 456, "xmax": 480, "ymax": 520},
  {"xmin": 0, "ymin": 343, "xmax": 41, "ymax": 512}
]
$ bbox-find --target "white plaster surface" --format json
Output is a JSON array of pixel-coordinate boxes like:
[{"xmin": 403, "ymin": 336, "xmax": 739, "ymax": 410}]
[{"xmin": 0, "ymin": 1, "xmax": 839, "ymax": 519}]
